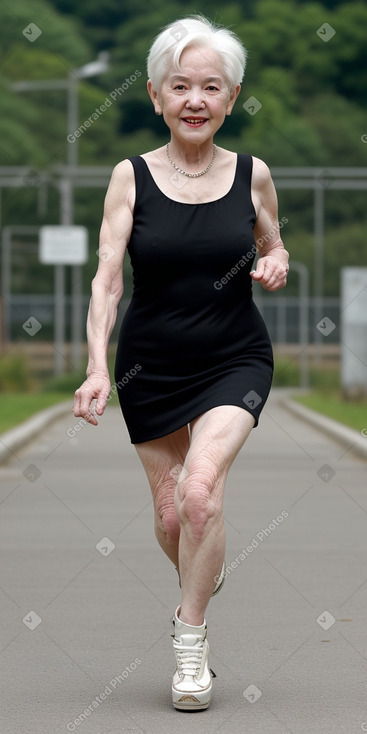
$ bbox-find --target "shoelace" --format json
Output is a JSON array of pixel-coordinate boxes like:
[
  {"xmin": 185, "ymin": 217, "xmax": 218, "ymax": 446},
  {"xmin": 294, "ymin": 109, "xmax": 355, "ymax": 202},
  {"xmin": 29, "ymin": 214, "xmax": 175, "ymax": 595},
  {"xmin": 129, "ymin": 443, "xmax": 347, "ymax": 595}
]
[{"xmin": 174, "ymin": 642, "xmax": 203, "ymax": 677}]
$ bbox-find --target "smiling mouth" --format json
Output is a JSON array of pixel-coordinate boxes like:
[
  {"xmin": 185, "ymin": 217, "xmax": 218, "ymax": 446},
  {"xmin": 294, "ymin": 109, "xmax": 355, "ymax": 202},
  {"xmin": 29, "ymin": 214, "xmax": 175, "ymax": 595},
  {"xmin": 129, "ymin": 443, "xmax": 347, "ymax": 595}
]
[{"xmin": 182, "ymin": 117, "xmax": 208, "ymax": 126}]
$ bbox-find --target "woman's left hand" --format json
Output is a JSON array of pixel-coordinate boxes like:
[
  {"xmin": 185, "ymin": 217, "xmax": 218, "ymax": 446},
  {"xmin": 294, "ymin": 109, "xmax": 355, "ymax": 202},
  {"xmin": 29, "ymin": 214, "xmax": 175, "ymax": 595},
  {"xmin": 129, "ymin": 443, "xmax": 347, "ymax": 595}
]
[{"xmin": 250, "ymin": 256, "xmax": 288, "ymax": 292}]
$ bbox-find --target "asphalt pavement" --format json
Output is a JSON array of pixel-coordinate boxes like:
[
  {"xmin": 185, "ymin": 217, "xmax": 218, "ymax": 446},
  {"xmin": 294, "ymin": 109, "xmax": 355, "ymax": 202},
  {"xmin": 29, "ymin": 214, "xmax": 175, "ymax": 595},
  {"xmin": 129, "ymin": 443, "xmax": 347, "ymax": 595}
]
[{"xmin": 0, "ymin": 388, "xmax": 367, "ymax": 734}]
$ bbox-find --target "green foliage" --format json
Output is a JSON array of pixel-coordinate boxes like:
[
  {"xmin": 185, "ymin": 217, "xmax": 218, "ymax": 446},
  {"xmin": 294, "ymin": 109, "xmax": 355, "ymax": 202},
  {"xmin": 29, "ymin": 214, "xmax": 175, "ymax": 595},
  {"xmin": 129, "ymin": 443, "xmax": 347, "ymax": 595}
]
[
  {"xmin": 41, "ymin": 372, "xmax": 86, "ymax": 393},
  {"xmin": 4, "ymin": 0, "xmax": 367, "ymax": 169},
  {"xmin": 0, "ymin": 1, "xmax": 91, "ymax": 167},
  {"xmin": 0, "ymin": 0, "xmax": 90, "ymax": 64},
  {"xmin": 0, "ymin": 353, "xmax": 34, "ymax": 392},
  {"xmin": 0, "ymin": 79, "xmax": 46, "ymax": 165},
  {"xmin": 273, "ymin": 357, "xmax": 300, "ymax": 386},
  {"xmin": 1, "ymin": 0, "xmax": 367, "ymax": 300}
]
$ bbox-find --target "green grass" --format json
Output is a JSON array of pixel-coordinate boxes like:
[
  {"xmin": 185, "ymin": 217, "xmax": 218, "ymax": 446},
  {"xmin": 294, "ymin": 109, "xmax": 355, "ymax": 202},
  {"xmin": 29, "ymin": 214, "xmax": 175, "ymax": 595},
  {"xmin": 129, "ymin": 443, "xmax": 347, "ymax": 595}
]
[
  {"xmin": 0, "ymin": 370, "xmax": 120, "ymax": 433},
  {"xmin": 0, "ymin": 348, "xmax": 123, "ymax": 433},
  {"xmin": 273, "ymin": 358, "xmax": 367, "ymax": 430},
  {"xmin": 293, "ymin": 392, "xmax": 367, "ymax": 433},
  {"xmin": 0, "ymin": 393, "xmax": 71, "ymax": 433},
  {"xmin": 273, "ymin": 358, "xmax": 341, "ymax": 391}
]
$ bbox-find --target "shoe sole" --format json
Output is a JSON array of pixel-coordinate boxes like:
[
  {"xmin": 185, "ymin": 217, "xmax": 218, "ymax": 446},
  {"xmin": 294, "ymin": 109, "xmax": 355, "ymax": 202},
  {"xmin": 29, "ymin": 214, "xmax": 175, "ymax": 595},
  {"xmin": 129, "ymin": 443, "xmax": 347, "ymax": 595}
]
[
  {"xmin": 173, "ymin": 700, "xmax": 210, "ymax": 710},
  {"xmin": 172, "ymin": 684, "xmax": 212, "ymax": 711}
]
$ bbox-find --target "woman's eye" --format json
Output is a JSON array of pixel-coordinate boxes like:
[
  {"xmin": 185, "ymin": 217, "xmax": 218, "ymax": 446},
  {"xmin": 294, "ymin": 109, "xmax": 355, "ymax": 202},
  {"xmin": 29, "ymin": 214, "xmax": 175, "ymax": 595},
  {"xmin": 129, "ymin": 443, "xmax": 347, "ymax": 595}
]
[{"xmin": 172, "ymin": 84, "xmax": 219, "ymax": 92}]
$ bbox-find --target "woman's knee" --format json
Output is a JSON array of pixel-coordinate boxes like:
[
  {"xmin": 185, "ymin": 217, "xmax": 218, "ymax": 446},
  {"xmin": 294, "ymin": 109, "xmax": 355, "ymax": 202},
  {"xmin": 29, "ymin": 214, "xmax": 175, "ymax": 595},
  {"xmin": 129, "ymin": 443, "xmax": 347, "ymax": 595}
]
[
  {"xmin": 155, "ymin": 489, "xmax": 180, "ymax": 545},
  {"xmin": 175, "ymin": 465, "xmax": 222, "ymax": 542}
]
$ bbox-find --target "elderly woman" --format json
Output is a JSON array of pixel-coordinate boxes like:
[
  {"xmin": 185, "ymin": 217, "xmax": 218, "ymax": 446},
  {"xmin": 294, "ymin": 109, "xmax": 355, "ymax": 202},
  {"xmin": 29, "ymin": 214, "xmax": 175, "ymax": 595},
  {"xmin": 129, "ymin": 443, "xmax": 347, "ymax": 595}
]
[{"xmin": 73, "ymin": 14, "xmax": 289, "ymax": 711}]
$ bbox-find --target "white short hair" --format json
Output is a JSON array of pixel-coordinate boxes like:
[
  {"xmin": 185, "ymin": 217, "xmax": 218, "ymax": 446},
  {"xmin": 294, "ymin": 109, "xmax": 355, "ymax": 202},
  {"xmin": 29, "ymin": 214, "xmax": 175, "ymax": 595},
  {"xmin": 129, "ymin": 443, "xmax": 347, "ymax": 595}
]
[{"xmin": 147, "ymin": 14, "xmax": 247, "ymax": 92}]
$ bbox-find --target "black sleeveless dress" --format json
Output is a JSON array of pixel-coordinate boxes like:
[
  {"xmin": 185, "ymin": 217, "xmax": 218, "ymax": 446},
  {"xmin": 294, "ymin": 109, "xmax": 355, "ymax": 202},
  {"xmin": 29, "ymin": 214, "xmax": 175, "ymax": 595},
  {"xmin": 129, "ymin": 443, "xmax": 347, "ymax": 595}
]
[{"xmin": 114, "ymin": 153, "xmax": 274, "ymax": 444}]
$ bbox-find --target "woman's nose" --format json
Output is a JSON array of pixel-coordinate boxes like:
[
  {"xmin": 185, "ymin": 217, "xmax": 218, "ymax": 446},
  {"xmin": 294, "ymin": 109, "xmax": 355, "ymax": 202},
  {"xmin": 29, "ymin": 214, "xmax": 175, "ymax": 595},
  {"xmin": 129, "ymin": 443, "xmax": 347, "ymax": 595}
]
[{"xmin": 185, "ymin": 90, "xmax": 205, "ymax": 110}]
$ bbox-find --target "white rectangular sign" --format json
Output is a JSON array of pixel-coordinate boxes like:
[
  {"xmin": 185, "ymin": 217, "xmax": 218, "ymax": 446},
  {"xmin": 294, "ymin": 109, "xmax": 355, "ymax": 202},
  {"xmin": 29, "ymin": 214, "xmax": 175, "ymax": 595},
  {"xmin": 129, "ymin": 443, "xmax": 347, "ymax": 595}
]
[
  {"xmin": 341, "ymin": 267, "xmax": 367, "ymax": 395},
  {"xmin": 39, "ymin": 226, "xmax": 88, "ymax": 265}
]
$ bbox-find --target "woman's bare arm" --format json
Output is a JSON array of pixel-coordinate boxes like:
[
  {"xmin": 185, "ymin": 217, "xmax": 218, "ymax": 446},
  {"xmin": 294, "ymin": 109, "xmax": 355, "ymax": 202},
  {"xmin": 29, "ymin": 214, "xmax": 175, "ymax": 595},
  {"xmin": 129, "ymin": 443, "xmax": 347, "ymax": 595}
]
[
  {"xmin": 73, "ymin": 159, "xmax": 135, "ymax": 424},
  {"xmin": 250, "ymin": 157, "xmax": 289, "ymax": 292}
]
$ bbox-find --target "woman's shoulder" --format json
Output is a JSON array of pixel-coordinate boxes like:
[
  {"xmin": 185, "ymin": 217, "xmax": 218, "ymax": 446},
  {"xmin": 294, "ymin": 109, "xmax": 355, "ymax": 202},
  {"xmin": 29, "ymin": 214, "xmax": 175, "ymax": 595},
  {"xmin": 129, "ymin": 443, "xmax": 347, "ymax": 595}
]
[
  {"xmin": 111, "ymin": 157, "xmax": 136, "ymax": 181},
  {"xmin": 250, "ymin": 155, "xmax": 272, "ymax": 190},
  {"xmin": 105, "ymin": 159, "xmax": 136, "ymax": 212},
  {"xmin": 109, "ymin": 148, "xmax": 164, "ymax": 208}
]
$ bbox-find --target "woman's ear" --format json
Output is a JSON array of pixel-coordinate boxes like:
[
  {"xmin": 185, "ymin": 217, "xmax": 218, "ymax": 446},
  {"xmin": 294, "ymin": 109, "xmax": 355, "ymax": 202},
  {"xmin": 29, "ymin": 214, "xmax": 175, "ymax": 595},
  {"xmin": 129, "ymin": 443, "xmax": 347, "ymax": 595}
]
[
  {"xmin": 147, "ymin": 80, "xmax": 162, "ymax": 115},
  {"xmin": 226, "ymin": 84, "xmax": 241, "ymax": 115}
]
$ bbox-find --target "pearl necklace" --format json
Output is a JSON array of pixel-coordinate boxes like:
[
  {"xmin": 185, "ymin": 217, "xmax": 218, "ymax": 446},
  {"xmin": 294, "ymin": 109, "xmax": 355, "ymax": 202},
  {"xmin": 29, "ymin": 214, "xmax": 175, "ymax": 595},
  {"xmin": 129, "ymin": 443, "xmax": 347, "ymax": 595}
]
[{"xmin": 166, "ymin": 143, "xmax": 217, "ymax": 178}]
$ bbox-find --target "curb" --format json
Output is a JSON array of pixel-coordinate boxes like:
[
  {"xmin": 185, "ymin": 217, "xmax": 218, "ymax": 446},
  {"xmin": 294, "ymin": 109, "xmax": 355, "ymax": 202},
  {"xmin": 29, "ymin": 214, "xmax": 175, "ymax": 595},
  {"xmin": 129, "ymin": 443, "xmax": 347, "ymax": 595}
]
[
  {"xmin": 282, "ymin": 397, "xmax": 367, "ymax": 461},
  {"xmin": 0, "ymin": 400, "xmax": 72, "ymax": 465}
]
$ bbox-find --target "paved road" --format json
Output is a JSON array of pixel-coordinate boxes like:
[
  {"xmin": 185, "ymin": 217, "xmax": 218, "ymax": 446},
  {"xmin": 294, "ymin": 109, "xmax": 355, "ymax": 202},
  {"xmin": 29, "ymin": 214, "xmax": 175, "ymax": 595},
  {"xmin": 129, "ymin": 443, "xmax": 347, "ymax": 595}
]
[{"xmin": 0, "ymin": 389, "xmax": 366, "ymax": 734}]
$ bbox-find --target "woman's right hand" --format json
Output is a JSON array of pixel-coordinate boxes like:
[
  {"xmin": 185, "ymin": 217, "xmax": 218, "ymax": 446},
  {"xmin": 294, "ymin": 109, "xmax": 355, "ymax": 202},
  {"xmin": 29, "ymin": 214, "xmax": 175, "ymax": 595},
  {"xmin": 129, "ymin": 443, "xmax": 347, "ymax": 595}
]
[{"xmin": 73, "ymin": 372, "xmax": 111, "ymax": 426}]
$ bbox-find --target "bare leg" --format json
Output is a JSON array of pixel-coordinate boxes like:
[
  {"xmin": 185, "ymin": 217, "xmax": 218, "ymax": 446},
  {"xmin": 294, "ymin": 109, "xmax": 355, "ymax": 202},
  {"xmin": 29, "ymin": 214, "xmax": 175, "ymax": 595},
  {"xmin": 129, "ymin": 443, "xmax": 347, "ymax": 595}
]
[
  {"xmin": 175, "ymin": 406, "xmax": 255, "ymax": 626},
  {"xmin": 134, "ymin": 425, "xmax": 190, "ymax": 569},
  {"xmin": 134, "ymin": 407, "xmax": 254, "ymax": 624}
]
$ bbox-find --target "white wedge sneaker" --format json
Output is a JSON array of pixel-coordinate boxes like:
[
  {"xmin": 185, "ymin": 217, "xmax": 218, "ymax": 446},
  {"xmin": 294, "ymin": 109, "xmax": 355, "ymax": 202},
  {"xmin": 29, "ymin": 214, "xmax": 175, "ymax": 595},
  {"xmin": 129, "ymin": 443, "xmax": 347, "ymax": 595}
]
[{"xmin": 171, "ymin": 606, "xmax": 213, "ymax": 711}]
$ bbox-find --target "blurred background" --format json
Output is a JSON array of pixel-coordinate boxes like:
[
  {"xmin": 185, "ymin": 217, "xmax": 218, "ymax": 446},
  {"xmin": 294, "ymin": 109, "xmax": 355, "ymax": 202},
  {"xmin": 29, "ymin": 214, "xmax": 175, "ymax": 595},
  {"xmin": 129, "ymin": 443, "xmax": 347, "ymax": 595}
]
[{"xmin": 0, "ymin": 0, "xmax": 366, "ymax": 433}]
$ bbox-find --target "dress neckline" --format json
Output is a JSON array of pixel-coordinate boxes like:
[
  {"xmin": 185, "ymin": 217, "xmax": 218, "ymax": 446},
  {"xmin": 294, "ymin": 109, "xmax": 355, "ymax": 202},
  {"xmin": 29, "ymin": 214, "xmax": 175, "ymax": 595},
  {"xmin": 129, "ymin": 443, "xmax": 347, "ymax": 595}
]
[{"xmin": 138, "ymin": 154, "xmax": 239, "ymax": 206}]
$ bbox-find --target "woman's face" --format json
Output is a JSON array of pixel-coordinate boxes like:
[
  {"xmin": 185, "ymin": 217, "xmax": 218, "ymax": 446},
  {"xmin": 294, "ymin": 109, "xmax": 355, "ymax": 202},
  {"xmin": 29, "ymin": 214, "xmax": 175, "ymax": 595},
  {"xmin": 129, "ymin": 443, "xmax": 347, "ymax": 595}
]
[{"xmin": 148, "ymin": 45, "xmax": 241, "ymax": 145}]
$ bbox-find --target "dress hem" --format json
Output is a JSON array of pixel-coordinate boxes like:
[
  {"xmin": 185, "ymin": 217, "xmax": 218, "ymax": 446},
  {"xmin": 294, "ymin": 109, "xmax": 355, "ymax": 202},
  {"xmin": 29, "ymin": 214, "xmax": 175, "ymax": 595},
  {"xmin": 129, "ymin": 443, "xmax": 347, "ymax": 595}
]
[{"xmin": 127, "ymin": 400, "xmax": 261, "ymax": 444}]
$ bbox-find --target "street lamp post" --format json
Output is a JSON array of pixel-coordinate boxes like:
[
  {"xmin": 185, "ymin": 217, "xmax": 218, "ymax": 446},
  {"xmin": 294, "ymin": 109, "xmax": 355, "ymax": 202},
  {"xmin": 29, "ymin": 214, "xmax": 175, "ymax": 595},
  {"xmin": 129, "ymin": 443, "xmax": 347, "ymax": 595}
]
[
  {"xmin": 64, "ymin": 53, "xmax": 109, "ymax": 372},
  {"xmin": 11, "ymin": 51, "xmax": 110, "ymax": 170},
  {"xmin": 10, "ymin": 52, "xmax": 109, "ymax": 374},
  {"xmin": 67, "ymin": 52, "xmax": 110, "ymax": 172}
]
